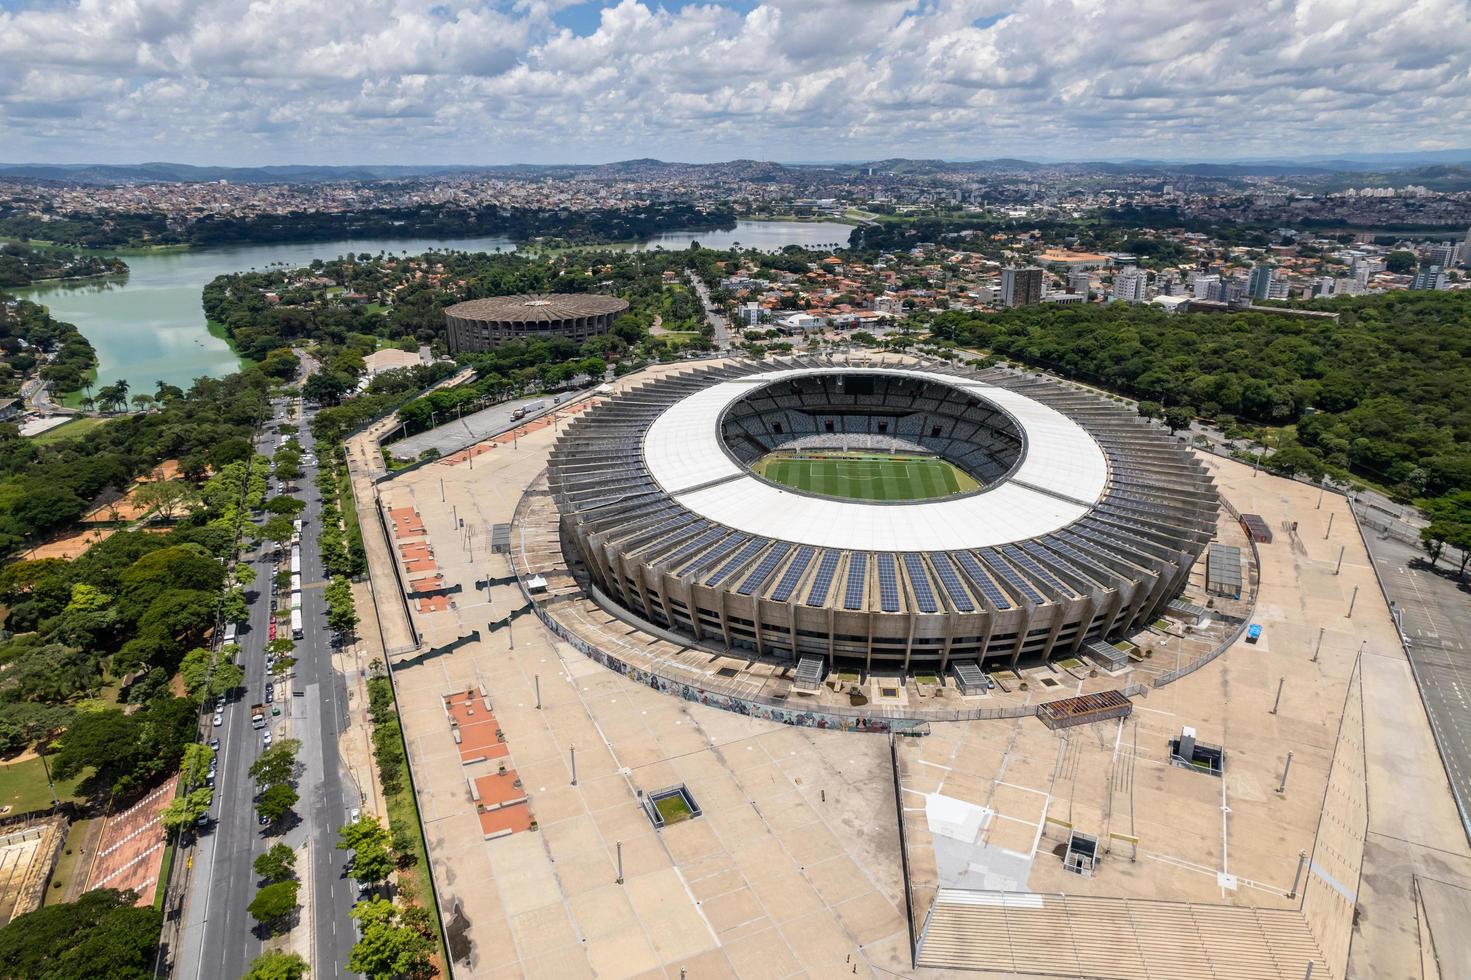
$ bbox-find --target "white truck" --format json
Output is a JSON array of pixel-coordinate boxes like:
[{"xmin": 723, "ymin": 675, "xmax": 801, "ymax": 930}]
[{"xmin": 511, "ymin": 401, "xmax": 545, "ymax": 421}]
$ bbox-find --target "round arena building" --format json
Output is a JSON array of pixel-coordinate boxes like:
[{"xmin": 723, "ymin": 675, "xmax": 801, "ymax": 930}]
[
  {"xmin": 444, "ymin": 293, "xmax": 629, "ymax": 354},
  {"xmin": 547, "ymin": 359, "xmax": 1216, "ymax": 675}
]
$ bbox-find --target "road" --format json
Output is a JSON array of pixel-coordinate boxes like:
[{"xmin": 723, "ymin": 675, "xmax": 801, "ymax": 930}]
[
  {"xmin": 1354, "ymin": 503, "xmax": 1471, "ymax": 845},
  {"xmin": 177, "ymin": 390, "xmax": 360, "ymax": 978},
  {"xmin": 687, "ymin": 271, "xmax": 734, "ymax": 349}
]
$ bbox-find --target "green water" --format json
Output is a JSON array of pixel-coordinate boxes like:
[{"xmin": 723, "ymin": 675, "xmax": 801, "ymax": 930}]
[{"xmin": 15, "ymin": 220, "xmax": 854, "ymax": 393}]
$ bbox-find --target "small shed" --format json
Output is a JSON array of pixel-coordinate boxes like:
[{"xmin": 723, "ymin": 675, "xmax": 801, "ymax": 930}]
[{"xmin": 1206, "ymin": 543, "xmax": 1243, "ymax": 599}]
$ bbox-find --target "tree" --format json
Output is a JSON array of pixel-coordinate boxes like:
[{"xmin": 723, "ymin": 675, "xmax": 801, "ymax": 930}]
[
  {"xmin": 253, "ymin": 843, "xmax": 298, "ymax": 883},
  {"xmin": 261, "ymin": 514, "xmax": 296, "ymax": 549},
  {"xmin": 234, "ymin": 562, "xmax": 257, "ymax": 587},
  {"xmin": 1421, "ymin": 525, "xmax": 1447, "ymax": 567},
  {"xmin": 264, "ymin": 496, "xmax": 306, "ymax": 517},
  {"xmin": 267, "ymin": 637, "xmax": 296, "ymax": 658},
  {"xmin": 1422, "ymin": 492, "xmax": 1471, "ymax": 579},
  {"xmin": 0, "ymin": 888, "xmax": 160, "ymax": 979},
  {"xmin": 161, "ymin": 788, "xmax": 213, "ymax": 832},
  {"xmin": 181, "ymin": 743, "xmax": 215, "ymax": 787},
  {"xmin": 247, "ymin": 880, "xmax": 299, "ymax": 933},
  {"xmin": 223, "ymin": 587, "xmax": 249, "ymax": 625},
  {"xmin": 1162, "ymin": 405, "xmax": 1194, "ymax": 434},
  {"xmin": 132, "ymin": 479, "xmax": 196, "ymax": 522},
  {"xmin": 337, "ymin": 816, "xmax": 396, "ymax": 886},
  {"xmin": 348, "ymin": 898, "xmax": 435, "ymax": 980},
  {"xmin": 256, "ymin": 783, "xmax": 300, "ymax": 824},
  {"xmin": 1136, "ymin": 400, "xmax": 1163, "ymax": 420},
  {"xmin": 250, "ymin": 739, "xmax": 303, "ymax": 787},
  {"xmin": 1385, "ymin": 250, "xmax": 1417, "ymax": 275},
  {"xmin": 243, "ymin": 950, "xmax": 310, "ymax": 980},
  {"xmin": 303, "ymin": 371, "xmax": 351, "ymax": 406},
  {"xmin": 181, "ymin": 647, "xmax": 245, "ymax": 703}
]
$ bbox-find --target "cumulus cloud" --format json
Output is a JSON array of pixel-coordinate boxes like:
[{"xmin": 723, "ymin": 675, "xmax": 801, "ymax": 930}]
[{"xmin": 0, "ymin": 0, "xmax": 1468, "ymax": 164}]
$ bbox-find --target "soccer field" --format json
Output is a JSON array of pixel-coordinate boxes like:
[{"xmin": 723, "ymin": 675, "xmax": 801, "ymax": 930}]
[{"xmin": 753, "ymin": 451, "xmax": 980, "ymax": 502}]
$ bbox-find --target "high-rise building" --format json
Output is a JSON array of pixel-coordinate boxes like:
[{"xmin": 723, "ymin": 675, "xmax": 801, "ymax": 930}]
[
  {"xmin": 1427, "ymin": 243, "xmax": 1457, "ymax": 269},
  {"xmin": 1189, "ymin": 272, "xmax": 1220, "ymax": 300},
  {"xmin": 1267, "ymin": 279, "xmax": 1291, "ymax": 301},
  {"xmin": 1001, "ymin": 267, "xmax": 1044, "ymax": 307},
  {"xmin": 1249, "ymin": 263, "xmax": 1275, "ymax": 301},
  {"xmin": 1067, "ymin": 270, "xmax": 1092, "ymax": 298},
  {"xmin": 1111, "ymin": 266, "xmax": 1148, "ymax": 304},
  {"xmin": 1410, "ymin": 265, "xmax": 1447, "ymax": 291}
]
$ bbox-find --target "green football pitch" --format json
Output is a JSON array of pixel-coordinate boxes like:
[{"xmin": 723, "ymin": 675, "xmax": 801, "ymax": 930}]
[{"xmin": 752, "ymin": 451, "xmax": 980, "ymax": 502}]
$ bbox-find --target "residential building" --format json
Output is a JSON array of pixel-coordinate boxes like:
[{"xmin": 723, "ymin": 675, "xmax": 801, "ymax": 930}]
[
  {"xmin": 1067, "ymin": 270, "xmax": 1092, "ymax": 298},
  {"xmin": 1111, "ymin": 266, "xmax": 1148, "ymax": 304},
  {"xmin": 1410, "ymin": 265, "xmax": 1447, "ymax": 291},
  {"xmin": 1190, "ymin": 272, "xmax": 1220, "ymax": 300},
  {"xmin": 1249, "ymin": 263, "xmax": 1275, "ymax": 301},
  {"xmin": 1000, "ymin": 267, "xmax": 1044, "ymax": 307}
]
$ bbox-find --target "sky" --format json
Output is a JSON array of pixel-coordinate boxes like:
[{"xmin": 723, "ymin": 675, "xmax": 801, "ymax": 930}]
[{"xmin": 1, "ymin": 0, "xmax": 1469, "ymax": 167}]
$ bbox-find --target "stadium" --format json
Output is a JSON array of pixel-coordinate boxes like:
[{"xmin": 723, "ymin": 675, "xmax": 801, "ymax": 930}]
[
  {"xmin": 547, "ymin": 360, "xmax": 1218, "ymax": 675},
  {"xmin": 443, "ymin": 292, "xmax": 629, "ymax": 353}
]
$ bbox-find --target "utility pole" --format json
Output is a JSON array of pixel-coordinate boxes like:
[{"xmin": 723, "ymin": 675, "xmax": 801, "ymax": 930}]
[
  {"xmin": 1311, "ymin": 627, "xmax": 1324, "ymax": 663},
  {"xmin": 1346, "ymin": 585, "xmax": 1358, "ymax": 618},
  {"xmin": 1277, "ymin": 751, "xmax": 1294, "ymax": 793},
  {"xmin": 570, "ymin": 744, "xmax": 577, "ymax": 786},
  {"xmin": 1324, "ymin": 512, "xmax": 1335, "ymax": 539},
  {"xmin": 1270, "ymin": 677, "xmax": 1285, "ymax": 714}
]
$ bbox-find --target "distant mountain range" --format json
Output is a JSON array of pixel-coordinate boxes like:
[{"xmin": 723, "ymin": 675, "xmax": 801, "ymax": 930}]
[{"xmin": 1, "ymin": 152, "xmax": 1469, "ymax": 186}]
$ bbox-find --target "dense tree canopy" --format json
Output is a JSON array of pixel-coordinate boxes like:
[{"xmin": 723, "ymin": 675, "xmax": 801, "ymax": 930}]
[
  {"xmin": 930, "ymin": 291, "xmax": 1471, "ymax": 496},
  {"xmin": 0, "ymin": 888, "xmax": 160, "ymax": 980}
]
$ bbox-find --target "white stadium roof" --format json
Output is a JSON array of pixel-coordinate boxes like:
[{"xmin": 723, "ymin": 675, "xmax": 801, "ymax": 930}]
[{"xmin": 642, "ymin": 367, "xmax": 1108, "ymax": 552}]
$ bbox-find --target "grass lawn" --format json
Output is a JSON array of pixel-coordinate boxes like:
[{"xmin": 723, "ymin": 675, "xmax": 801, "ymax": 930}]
[
  {"xmin": 29, "ymin": 416, "xmax": 108, "ymax": 445},
  {"xmin": 57, "ymin": 367, "xmax": 97, "ymax": 408},
  {"xmin": 653, "ymin": 794, "xmax": 693, "ymax": 825},
  {"xmin": 0, "ymin": 756, "xmax": 84, "ymax": 815},
  {"xmin": 43, "ymin": 818, "xmax": 95, "ymax": 906},
  {"xmin": 153, "ymin": 840, "xmax": 175, "ymax": 909},
  {"xmin": 753, "ymin": 450, "xmax": 979, "ymax": 502}
]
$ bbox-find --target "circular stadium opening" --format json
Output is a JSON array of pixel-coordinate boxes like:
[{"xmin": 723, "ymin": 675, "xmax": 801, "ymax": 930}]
[{"xmin": 718, "ymin": 372, "xmax": 1025, "ymax": 503}]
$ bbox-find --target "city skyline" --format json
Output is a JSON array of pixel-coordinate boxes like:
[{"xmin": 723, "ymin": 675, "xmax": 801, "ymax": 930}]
[{"xmin": 2, "ymin": 0, "xmax": 1470, "ymax": 166}]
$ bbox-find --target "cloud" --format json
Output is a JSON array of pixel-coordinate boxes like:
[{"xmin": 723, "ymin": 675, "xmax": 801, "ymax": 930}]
[{"xmin": 0, "ymin": 0, "xmax": 1468, "ymax": 164}]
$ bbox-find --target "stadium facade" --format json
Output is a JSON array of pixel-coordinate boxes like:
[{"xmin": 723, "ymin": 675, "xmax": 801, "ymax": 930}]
[
  {"xmin": 546, "ymin": 360, "xmax": 1216, "ymax": 673},
  {"xmin": 444, "ymin": 293, "xmax": 629, "ymax": 353}
]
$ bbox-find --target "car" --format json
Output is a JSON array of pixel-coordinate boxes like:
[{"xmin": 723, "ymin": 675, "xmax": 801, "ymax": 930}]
[
  {"xmin": 265, "ymin": 687, "xmax": 274, "ymax": 704},
  {"xmin": 212, "ymin": 712, "xmax": 224, "ymax": 727},
  {"xmin": 350, "ymin": 808, "xmax": 361, "ymax": 823},
  {"xmin": 205, "ymin": 771, "xmax": 216, "ymax": 787},
  {"xmin": 196, "ymin": 812, "xmax": 211, "ymax": 828},
  {"xmin": 262, "ymin": 731, "xmax": 273, "ymax": 747},
  {"xmin": 209, "ymin": 738, "xmax": 220, "ymax": 751},
  {"xmin": 258, "ymin": 812, "xmax": 270, "ymax": 826}
]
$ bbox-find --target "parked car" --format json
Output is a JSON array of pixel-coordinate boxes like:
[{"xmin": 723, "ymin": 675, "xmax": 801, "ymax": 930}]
[
  {"xmin": 209, "ymin": 738, "xmax": 220, "ymax": 752},
  {"xmin": 212, "ymin": 712, "xmax": 224, "ymax": 727},
  {"xmin": 262, "ymin": 731, "xmax": 273, "ymax": 747}
]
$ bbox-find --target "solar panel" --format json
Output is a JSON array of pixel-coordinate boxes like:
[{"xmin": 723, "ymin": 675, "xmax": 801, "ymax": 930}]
[
  {"xmin": 982, "ymin": 549, "xmax": 1047, "ymax": 604},
  {"xmin": 679, "ymin": 534, "xmax": 748, "ymax": 580},
  {"xmin": 876, "ymin": 554, "xmax": 901, "ymax": 613},
  {"xmin": 707, "ymin": 537, "xmax": 768, "ymax": 587},
  {"xmin": 927, "ymin": 553, "xmax": 975, "ymax": 612},
  {"xmin": 770, "ymin": 546, "xmax": 815, "ymax": 602},
  {"xmin": 843, "ymin": 555, "xmax": 868, "ymax": 610},
  {"xmin": 1000, "ymin": 541, "xmax": 1070, "ymax": 594},
  {"xmin": 806, "ymin": 551, "xmax": 841, "ymax": 607},
  {"xmin": 738, "ymin": 542, "xmax": 792, "ymax": 596},
  {"xmin": 901, "ymin": 554, "xmax": 939, "ymax": 613},
  {"xmin": 955, "ymin": 551, "xmax": 1013, "ymax": 610},
  {"xmin": 655, "ymin": 525, "xmax": 722, "ymax": 569}
]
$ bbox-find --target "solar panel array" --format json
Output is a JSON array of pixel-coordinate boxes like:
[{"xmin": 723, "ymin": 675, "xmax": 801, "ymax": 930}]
[
  {"xmin": 769, "ymin": 546, "xmax": 815, "ymax": 602},
  {"xmin": 902, "ymin": 553, "xmax": 939, "ymax": 613},
  {"xmin": 843, "ymin": 555, "xmax": 868, "ymax": 610},
  {"xmin": 805, "ymin": 550, "xmax": 841, "ymax": 607},
  {"xmin": 655, "ymin": 525, "xmax": 722, "ymax": 569},
  {"xmin": 737, "ymin": 542, "xmax": 792, "ymax": 596},
  {"xmin": 678, "ymin": 534, "xmax": 749, "ymax": 580},
  {"xmin": 928, "ymin": 553, "xmax": 976, "ymax": 612},
  {"xmin": 1001, "ymin": 546, "xmax": 1072, "ymax": 598},
  {"xmin": 955, "ymin": 551, "xmax": 1013, "ymax": 610},
  {"xmin": 708, "ymin": 537, "xmax": 768, "ymax": 588},
  {"xmin": 876, "ymin": 554, "xmax": 901, "ymax": 613},
  {"xmin": 982, "ymin": 550, "xmax": 1047, "ymax": 604}
]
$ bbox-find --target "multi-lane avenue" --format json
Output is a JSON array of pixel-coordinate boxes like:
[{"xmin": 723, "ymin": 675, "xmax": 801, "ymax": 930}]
[{"xmin": 176, "ymin": 391, "xmax": 361, "ymax": 979}]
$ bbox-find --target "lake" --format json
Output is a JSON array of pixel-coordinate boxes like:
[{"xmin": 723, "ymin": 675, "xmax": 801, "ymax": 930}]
[{"xmin": 18, "ymin": 219, "xmax": 854, "ymax": 393}]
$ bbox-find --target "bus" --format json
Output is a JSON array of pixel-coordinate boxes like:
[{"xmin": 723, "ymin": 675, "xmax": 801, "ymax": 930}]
[
  {"xmin": 290, "ymin": 608, "xmax": 303, "ymax": 640},
  {"xmin": 290, "ymin": 548, "xmax": 301, "ymax": 575}
]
